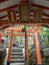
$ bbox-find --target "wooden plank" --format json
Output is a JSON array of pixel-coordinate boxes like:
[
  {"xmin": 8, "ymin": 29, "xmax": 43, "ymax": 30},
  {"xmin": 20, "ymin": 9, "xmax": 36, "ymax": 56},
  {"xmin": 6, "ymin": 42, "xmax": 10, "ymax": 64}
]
[{"xmin": 0, "ymin": 19, "xmax": 49, "ymax": 27}]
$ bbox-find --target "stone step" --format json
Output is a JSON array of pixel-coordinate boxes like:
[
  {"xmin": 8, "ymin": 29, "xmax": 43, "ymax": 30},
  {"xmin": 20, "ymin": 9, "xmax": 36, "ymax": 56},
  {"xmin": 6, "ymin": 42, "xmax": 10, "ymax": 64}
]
[
  {"xmin": 11, "ymin": 57, "xmax": 24, "ymax": 59},
  {"xmin": 12, "ymin": 48, "xmax": 22, "ymax": 52},
  {"xmin": 12, "ymin": 50, "xmax": 22, "ymax": 52},
  {"xmin": 10, "ymin": 58, "xmax": 24, "ymax": 62},
  {"xmin": 11, "ymin": 55, "xmax": 23, "ymax": 57},
  {"xmin": 11, "ymin": 53, "xmax": 23, "ymax": 56},
  {"xmin": 11, "ymin": 56, "xmax": 24, "ymax": 59},
  {"xmin": 10, "ymin": 47, "xmax": 24, "ymax": 64},
  {"xmin": 12, "ymin": 49, "xmax": 22, "ymax": 52},
  {"xmin": 12, "ymin": 47, "xmax": 22, "ymax": 50},
  {"xmin": 11, "ymin": 52, "xmax": 23, "ymax": 55},
  {"xmin": 11, "ymin": 54, "xmax": 23, "ymax": 57},
  {"xmin": 10, "ymin": 63, "xmax": 24, "ymax": 65}
]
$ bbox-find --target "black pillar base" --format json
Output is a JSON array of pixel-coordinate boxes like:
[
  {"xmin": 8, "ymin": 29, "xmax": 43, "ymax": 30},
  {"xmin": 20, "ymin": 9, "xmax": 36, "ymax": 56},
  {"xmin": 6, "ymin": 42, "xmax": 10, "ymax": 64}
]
[{"xmin": 7, "ymin": 62, "xmax": 10, "ymax": 65}]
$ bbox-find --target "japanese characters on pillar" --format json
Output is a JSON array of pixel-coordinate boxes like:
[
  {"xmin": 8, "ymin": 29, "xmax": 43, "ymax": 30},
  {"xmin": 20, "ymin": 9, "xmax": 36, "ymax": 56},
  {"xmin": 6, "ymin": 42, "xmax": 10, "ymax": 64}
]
[
  {"xmin": 7, "ymin": 10, "xmax": 16, "ymax": 25},
  {"xmin": 34, "ymin": 26, "xmax": 42, "ymax": 65}
]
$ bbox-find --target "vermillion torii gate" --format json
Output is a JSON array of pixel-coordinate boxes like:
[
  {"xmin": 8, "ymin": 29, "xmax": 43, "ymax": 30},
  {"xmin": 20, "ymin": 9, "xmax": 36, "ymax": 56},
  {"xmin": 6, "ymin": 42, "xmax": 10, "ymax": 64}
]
[{"xmin": 3, "ymin": 25, "xmax": 42, "ymax": 65}]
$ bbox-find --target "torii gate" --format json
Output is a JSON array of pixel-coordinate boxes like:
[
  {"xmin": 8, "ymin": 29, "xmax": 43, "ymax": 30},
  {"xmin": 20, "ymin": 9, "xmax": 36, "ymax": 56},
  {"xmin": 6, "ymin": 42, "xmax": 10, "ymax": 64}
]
[
  {"xmin": 0, "ymin": 26, "xmax": 42, "ymax": 65},
  {"xmin": 3, "ymin": 25, "xmax": 42, "ymax": 65}
]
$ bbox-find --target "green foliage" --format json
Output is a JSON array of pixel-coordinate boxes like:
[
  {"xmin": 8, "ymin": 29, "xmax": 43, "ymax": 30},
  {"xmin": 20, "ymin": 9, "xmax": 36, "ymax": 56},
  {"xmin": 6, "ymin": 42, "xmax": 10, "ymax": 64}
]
[
  {"xmin": 42, "ymin": 57, "xmax": 49, "ymax": 65},
  {"xmin": 44, "ymin": 42, "xmax": 49, "ymax": 48},
  {"xmin": 39, "ymin": 27, "xmax": 49, "ymax": 47},
  {"xmin": 28, "ymin": 48, "xmax": 49, "ymax": 65},
  {"xmin": 0, "ymin": 50, "xmax": 5, "ymax": 65},
  {"xmin": 28, "ymin": 49, "xmax": 37, "ymax": 65}
]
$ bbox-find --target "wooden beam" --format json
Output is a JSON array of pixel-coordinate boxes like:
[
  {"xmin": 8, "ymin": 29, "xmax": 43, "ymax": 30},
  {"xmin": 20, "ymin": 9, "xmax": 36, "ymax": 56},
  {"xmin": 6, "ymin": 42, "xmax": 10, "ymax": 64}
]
[
  {"xmin": 5, "ymin": 28, "xmax": 33, "ymax": 32},
  {"xmin": 5, "ymin": 27, "xmax": 42, "ymax": 33},
  {"xmin": 0, "ymin": 13, "xmax": 49, "ymax": 19},
  {"xmin": 0, "ymin": 4, "xmax": 18, "ymax": 12},
  {"xmin": 0, "ymin": 19, "xmax": 49, "ymax": 27},
  {"xmin": 43, "ymin": 13, "xmax": 49, "ymax": 17},
  {"xmin": 0, "ymin": 20, "xmax": 10, "ymax": 27},
  {"xmin": 0, "ymin": 3, "xmax": 49, "ymax": 12},
  {"xmin": 4, "ymin": 33, "xmax": 33, "ymax": 37},
  {"xmin": 32, "ymin": 3, "xmax": 49, "ymax": 10}
]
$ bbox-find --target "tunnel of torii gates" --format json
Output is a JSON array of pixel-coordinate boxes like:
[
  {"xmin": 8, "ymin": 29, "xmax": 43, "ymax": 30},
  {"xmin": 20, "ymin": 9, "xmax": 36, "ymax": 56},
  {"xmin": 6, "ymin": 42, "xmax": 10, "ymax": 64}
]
[{"xmin": 0, "ymin": 1, "xmax": 49, "ymax": 65}]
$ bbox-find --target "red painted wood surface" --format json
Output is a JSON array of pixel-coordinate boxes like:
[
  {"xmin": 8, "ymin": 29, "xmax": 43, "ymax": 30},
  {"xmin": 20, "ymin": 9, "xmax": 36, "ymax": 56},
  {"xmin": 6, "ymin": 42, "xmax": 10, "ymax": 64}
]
[
  {"xmin": 34, "ymin": 26, "xmax": 42, "ymax": 64},
  {"xmin": 7, "ymin": 30, "xmax": 13, "ymax": 62}
]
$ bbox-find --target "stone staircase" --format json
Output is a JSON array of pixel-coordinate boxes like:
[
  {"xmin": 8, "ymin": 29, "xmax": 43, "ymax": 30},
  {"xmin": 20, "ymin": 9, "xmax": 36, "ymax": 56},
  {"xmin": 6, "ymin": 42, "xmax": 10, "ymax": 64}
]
[{"xmin": 10, "ymin": 47, "xmax": 24, "ymax": 65}]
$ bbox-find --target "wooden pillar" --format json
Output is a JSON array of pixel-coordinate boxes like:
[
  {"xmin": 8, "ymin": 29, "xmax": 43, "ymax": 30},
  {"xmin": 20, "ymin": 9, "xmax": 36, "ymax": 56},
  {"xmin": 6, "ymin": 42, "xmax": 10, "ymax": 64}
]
[
  {"xmin": 34, "ymin": 26, "xmax": 42, "ymax": 65},
  {"xmin": 0, "ymin": 30, "xmax": 2, "ymax": 44},
  {"xmin": 7, "ymin": 30, "xmax": 13, "ymax": 65},
  {"xmin": 25, "ymin": 25, "xmax": 29, "ymax": 65}
]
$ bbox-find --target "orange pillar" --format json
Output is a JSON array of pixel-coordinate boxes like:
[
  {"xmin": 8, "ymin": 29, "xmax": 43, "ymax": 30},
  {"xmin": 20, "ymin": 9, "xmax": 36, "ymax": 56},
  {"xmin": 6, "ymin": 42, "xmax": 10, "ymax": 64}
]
[
  {"xmin": 7, "ymin": 30, "xmax": 13, "ymax": 65},
  {"xmin": 34, "ymin": 26, "xmax": 42, "ymax": 65},
  {"xmin": 0, "ymin": 30, "xmax": 2, "ymax": 44},
  {"xmin": 25, "ymin": 25, "xmax": 29, "ymax": 65}
]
